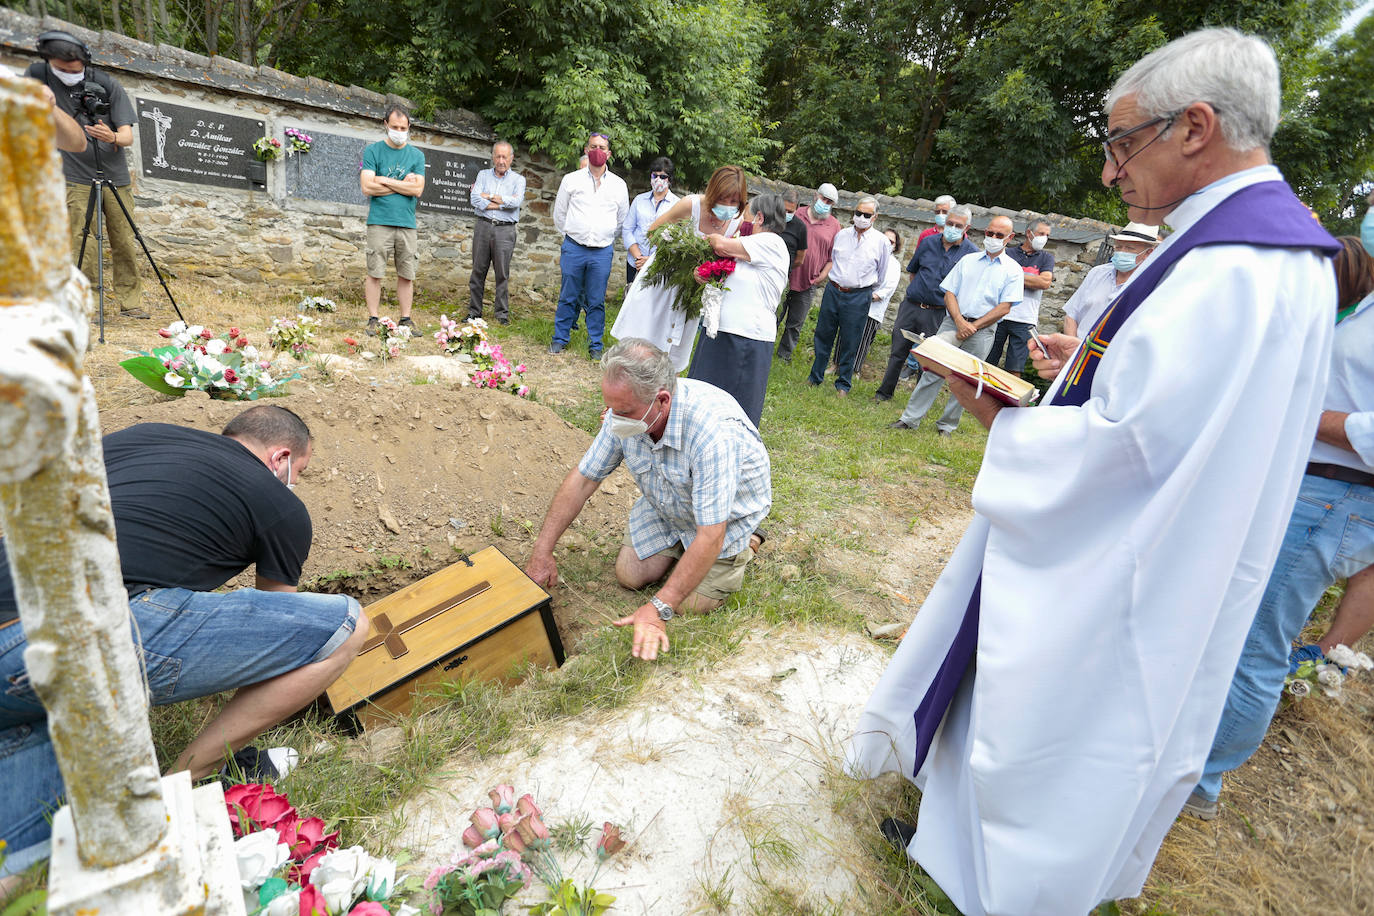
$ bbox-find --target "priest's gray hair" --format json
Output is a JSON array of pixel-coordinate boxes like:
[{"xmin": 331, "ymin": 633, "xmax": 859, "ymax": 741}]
[
  {"xmin": 601, "ymin": 338, "xmax": 677, "ymax": 403},
  {"xmin": 1105, "ymin": 28, "xmax": 1279, "ymax": 152},
  {"xmin": 858, "ymin": 195, "xmax": 879, "ymax": 210},
  {"xmin": 934, "ymin": 194, "xmax": 956, "ymax": 208},
  {"xmin": 751, "ymin": 193, "xmax": 788, "ymax": 232},
  {"xmin": 949, "ymin": 204, "xmax": 973, "ymax": 222}
]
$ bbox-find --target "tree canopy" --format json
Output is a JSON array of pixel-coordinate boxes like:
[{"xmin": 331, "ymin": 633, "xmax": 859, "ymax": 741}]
[{"xmin": 23, "ymin": 0, "xmax": 1372, "ymax": 223}]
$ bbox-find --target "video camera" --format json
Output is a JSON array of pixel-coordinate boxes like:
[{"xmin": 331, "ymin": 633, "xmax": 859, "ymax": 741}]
[{"xmin": 69, "ymin": 79, "xmax": 110, "ymax": 123}]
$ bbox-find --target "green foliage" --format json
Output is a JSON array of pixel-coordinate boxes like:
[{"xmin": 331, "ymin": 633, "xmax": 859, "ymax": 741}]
[
  {"xmin": 528, "ymin": 878, "xmax": 615, "ymax": 916},
  {"xmin": 639, "ymin": 221, "xmax": 714, "ymax": 320}
]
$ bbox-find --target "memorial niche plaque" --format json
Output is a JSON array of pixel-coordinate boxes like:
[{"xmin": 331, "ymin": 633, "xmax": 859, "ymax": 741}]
[
  {"xmin": 136, "ymin": 98, "xmax": 263, "ymax": 190},
  {"xmin": 419, "ymin": 147, "xmax": 486, "ymax": 216},
  {"xmin": 284, "ymin": 127, "xmax": 369, "ymax": 206}
]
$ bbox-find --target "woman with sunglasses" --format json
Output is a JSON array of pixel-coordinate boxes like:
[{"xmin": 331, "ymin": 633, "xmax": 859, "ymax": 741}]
[
  {"xmin": 611, "ymin": 164, "xmax": 753, "ymax": 371},
  {"xmin": 621, "ymin": 157, "xmax": 678, "ymax": 285}
]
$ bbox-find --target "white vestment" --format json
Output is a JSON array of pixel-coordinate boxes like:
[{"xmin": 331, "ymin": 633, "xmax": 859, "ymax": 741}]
[{"xmin": 846, "ymin": 165, "xmax": 1335, "ymax": 915}]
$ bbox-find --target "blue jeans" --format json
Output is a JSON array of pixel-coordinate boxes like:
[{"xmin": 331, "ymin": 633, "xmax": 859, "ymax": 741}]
[
  {"xmin": 0, "ymin": 587, "xmax": 360, "ymax": 875},
  {"xmin": 988, "ymin": 319, "xmax": 1033, "ymax": 377},
  {"xmin": 807, "ymin": 283, "xmax": 871, "ymax": 392},
  {"xmin": 553, "ymin": 238, "xmax": 612, "ymax": 351},
  {"xmin": 1197, "ymin": 475, "xmax": 1374, "ymax": 800}
]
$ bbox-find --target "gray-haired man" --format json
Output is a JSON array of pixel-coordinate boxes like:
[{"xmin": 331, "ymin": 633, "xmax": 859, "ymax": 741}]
[
  {"xmin": 468, "ymin": 140, "xmax": 526, "ymax": 325},
  {"xmin": 525, "ymin": 339, "xmax": 770, "ymax": 661},
  {"xmin": 807, "ymin": 195, "xmax": 889, "ymax": 394}
]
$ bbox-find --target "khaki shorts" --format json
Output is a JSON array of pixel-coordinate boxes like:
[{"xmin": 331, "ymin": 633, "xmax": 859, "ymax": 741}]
[
  {"xmin": 623, "ymin": 532, "xmax": 754, "ymax": 601},
  {"xmin": 365, "ymin": 224, "xmax": 418, "ymax": 280}
]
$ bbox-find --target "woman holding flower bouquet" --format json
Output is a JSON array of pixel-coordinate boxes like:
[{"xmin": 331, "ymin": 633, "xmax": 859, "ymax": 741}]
[
  {"xmin": 686, "ymin": 194, "xmax": 791, "ymax": 426},
  {"xmin": 610, "ymin": 165, "xmax": 752, "ymax": 371}
]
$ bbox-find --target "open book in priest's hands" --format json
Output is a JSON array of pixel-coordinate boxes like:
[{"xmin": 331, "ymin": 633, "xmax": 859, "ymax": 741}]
[{"xmin": 901, "ymin": 330, "xmax": 1040, "ymax": 407}]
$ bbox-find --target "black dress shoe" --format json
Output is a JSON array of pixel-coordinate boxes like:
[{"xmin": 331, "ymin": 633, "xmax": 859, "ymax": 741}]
[
  {"xmin": 887, "ymin": 420, "xmax": 913, "ymax": 430},
  {"xmin": 880, "ymin": 817, "xmax": 917, "ymax": 852}
]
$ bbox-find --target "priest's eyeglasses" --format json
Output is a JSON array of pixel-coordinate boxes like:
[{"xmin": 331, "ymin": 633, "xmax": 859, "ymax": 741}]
[{"xmin": 1101, "ymin": 111, "xmax": 1181, "ymax": 167}]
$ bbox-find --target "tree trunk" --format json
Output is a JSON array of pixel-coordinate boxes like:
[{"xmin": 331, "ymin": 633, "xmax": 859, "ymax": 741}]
[
  {"xmin": 110, "ymin": 0, "xmax": 124, "ymax": 35},
  {"xmin": 130, "ymin": 0, "xmax": 146, "ymax": 41},
  {"xmin": 234, "ymin": 0, "xmax": 251, "ymax": 62},
  {"xmin": 205, "ymin": 0, "xmax": 219, "ymax": 56}
]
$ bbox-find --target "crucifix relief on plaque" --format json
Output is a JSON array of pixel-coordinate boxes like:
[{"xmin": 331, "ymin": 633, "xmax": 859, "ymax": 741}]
[{"xmin": 360, "ymin": 580, "xmax": 492, "ymax": 659}]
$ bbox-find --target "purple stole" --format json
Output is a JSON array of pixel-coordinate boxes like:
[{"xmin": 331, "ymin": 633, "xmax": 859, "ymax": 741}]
[{"xmin": 908, "ymin": 180, "xmax": 1340, "ymax": 778}]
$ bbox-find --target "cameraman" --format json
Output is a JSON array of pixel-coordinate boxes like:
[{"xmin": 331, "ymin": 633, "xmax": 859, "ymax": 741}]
[{"xmin": 25, "ymin": 32, "xmax": 146, "ymax": 318}]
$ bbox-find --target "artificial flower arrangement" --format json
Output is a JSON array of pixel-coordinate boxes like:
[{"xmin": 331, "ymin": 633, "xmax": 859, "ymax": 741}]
[
  {"xmin": 268, "ymin": 315, "xmax": 322, "ymax": 360},
  {"xmin": 228, "ymin": 783, "xmax": 420, "ymax": 916},
  {"xmin": 434, "ymin": 316, "xmax": 529, "ymax": 397},
  {"xmin": 121, "ymin": 322, "xmax": 297, "ymax": 400},
  {"xmin": 253, "ymin": 136, "xmax": 285, "ymax": 162},
  {"xmin": 1285, "ymin": 643, "xmax": 1374, "ymax": 699},
  {"xmin": 299, "ymin": 296, "xmax": 339, "ymax": 313},
  {"xmin": 426, "ymin": 785, "xmax": 625, "ymax": 916},
  {"xmin": 348, "ymin": 317, "xmax": 413, "ymax": 362},
  {"xmin": 285, "ymin": 127, "xmax": 314, "ymax": 155}
]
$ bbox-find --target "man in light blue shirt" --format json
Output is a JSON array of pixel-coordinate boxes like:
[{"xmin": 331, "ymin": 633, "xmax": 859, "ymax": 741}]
[
  {"xmin": 524, "ymin": 339, "xmax": 770, "ymax": 662},
  {"xmin": 621, "ymin": 156, "xmax": 678, "ymax": 284},
  {"xmin": 468, "ymin": 140, "xmax": 526, "ymax": 325},
  {"xmin": 888, "ymin": 213, "xmax": 1022, "ymax": 435},
  {"xmin": 807, "ymin": 195, "xmax": 890, "ymax": 394}
]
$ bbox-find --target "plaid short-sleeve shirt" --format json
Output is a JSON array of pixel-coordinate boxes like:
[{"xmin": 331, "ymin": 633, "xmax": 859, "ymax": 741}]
[{"xmin": 578, "ymin": 379, "xmax": 772, "ymax": 559}]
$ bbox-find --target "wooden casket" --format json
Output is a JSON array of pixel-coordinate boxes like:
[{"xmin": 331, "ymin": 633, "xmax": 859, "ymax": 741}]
[{"xmin": 325, "ymin": 546, "xmax": 564, "ymax": 729}]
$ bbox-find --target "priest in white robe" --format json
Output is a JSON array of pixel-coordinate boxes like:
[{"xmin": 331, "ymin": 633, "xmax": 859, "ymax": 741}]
[{"xmin": 846, "ymin": 28, "xmax": 1340, "ymax": 915}]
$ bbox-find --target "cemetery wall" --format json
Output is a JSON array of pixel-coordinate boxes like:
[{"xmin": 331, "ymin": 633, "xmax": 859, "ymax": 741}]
[{"xmin": 2, "ymin": 7, "xmax": 1117, "ymax": 328}]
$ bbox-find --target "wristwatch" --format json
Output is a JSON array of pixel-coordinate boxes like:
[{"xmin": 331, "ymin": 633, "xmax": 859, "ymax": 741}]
[{"xmin": 649, "ymin": 595, "xmax": 674, "ymax": 621}]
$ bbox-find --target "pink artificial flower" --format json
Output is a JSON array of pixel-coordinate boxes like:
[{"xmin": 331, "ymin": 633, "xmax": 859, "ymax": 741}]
[
  {"xmin": 471, "ymin": 807, "xmax": 500, "ymax": 839},
  {"xmin": 516, "ymin": 386, "xmax": 529, "ymax": 398},
  {"xmin": 515, "ymin": 794, "xmax": 541, "ymax": 818},
  {"xmin": 497, "ymin": 812, "xmax": 518, "ymax": 834},
  {"xmin": 388, "ymin": 346, "xmax": 400, "ymax": 358},
  {"xmin": 171, "ymin": 357, "xmax": 186, "ymax": 370},
  {"xmin": 297, "ymin": 883, "xmax": 327, "ymax": 916},
  {"xmin": 158, "ymin": 328, "xmax": 173, "ymax": 338},
  {"xmin": 501, "ymin": 828, "xmax": 526, "ymax": 854},
  {"xmin": 515, "ymin": 364, "xmax": 527, "ymax": 373},
  {"xmin": 596, "ymin": 822, "xmax": 626, "ymax": 859},
  {"xmin": 423, "ymin": 864, "xmax": 455, "ymax": 890},
  {"xmin": 461, "ymin": 825, "xmax": 485, "ymax": 849},
  {"xmin": 347, "ymin": 904, "xmax": 390, "ymax": 916},
  {"xmin": 489, "ymin": 785, "xmax": 515, "ymax": 813},
  {"xmin": 471, "ymin": 838, "xmax": 500, "ymax": 858},
  {"xmin": 259, "ymin": 360, "xmax": 271, "ymax": 370},
  {"xmin": 200, "ymin": 328, "xmax": 214, "ymax": 340},
  {"xmin": 514, "ymin": 812, "xmax": 550, "ymax": 846}
]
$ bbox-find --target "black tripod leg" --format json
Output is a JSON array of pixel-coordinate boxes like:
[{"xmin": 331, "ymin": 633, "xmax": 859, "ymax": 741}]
[
  {"xmin": 104, "ymin": 182, "xmax": 186, "ymax": 324},
  {"xmin": 76, "ymin": 181, "xmax": 98, "ymax": 270}
]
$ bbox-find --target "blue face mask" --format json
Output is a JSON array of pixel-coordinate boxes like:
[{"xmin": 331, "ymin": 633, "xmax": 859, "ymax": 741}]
[
  {"xmin": 813, "ymin": 200, "xmax": 832, "ymax": 218},
  {"xmin": 1112, "ymin": 251, "xmax": 1138, "ymax": 273},
  {"xmin": 1362, "ymin": 208, "xmax": 1374, "ymax": 257},
  {"xmin": 785, "ymin": 211, "xmax": 794, "ymax": 222},
  {"xmin": 942, "ymin": 224, "xmax": 963, "ymax": 244},
  {"xmin": 712, "ymin": 204, "xmax": 739, "ymax": 222},
  {"xmin": 935, "ymin": 213, "xmax": 948, "ymax": 227}
]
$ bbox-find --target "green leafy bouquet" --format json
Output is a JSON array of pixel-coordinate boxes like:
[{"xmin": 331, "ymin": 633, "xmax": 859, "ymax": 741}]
[{"xmin": 639, "ymin": 220, "xmax": 716, "ymax": 320}]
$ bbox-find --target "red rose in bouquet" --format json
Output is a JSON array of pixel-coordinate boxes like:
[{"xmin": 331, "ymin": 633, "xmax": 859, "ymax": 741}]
[{"xmin": 695, "ymin": 259, "xmax": 736, "ymax": 284}]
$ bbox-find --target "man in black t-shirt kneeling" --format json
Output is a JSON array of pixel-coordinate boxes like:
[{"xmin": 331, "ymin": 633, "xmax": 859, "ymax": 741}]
[{"xmin": 0, "ymin": 405, "xmax": 368, "ymax": 878}]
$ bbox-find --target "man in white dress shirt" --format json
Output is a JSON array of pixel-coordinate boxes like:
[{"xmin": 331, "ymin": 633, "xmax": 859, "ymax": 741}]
[
  {"xmin": 849, "ymin": 28, "xmax": 1339, "ymax": 916},
  {"xmin": 886, "ymin": 214, "xmax": 1022, "ymax": 435},
  {"xmin": 550, "ymin": 132, "xmax": 629, "ymax": 358},
  {"xmin": 1062, "ymin": 223, "xmax": 1160, "ymax": 336},
  {"xmin": 806, "ymin": 195, "xmax": 890, "ymax": 395}
]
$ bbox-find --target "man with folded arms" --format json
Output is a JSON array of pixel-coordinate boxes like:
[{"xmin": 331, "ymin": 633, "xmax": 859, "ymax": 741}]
[
  {"xmin": 849, "ymin": 29, "xmax": 1339, "ymax": 915},
  {"xmin": 807, "ymin": 195, "xmax": 889, "ymax": 395},
  {"xmin": 886, "ymin": 214, "xmax": 1021, "ymax": 435}
]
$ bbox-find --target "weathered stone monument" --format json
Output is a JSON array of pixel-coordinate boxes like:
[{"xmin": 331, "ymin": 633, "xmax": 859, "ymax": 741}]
[{"xmin": 0, "ymin": 72, "xmax": 243, "ymax": 915}]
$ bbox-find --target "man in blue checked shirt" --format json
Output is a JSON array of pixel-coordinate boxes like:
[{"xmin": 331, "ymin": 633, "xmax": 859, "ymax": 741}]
[
  {"xmin": 525, "ymin": 338, "xmax": 771, "ymax": 661},
  {"xmin": 468, "ymin": 140, "xmax": 526, "ymax": 325}
]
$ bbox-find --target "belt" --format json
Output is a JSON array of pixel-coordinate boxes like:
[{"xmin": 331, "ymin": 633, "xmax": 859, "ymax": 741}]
[
  {"xmin": 829, "ymin": 282, "xmax": 874, "ymax": 293},
  {"xmin": 917, "ymin": 302, "xmax": 943, "ymax": 310},
  {"xmin": 481, "ymin": 217, "xmax": 517, "ymax": 226},
  {"xmin": 1306, "ymin": 462, "xmax": 1374, "ymax": 489},
  {"xmin": 565, "ymin": 237, "xmax": 610, "ymax": 249}
]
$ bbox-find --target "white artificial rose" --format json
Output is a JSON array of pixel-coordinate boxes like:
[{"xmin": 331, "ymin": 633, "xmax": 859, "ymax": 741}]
[
  {"xmin": 1355, "ymin": 652, "xmax": 1374, "ymax": 671},
  {"xmin": 394, "ymin": 905, "xmax": 422, "ymax": 916},
  {"xmin": 167, "ymin": 320, "xmax": 187, "ymax": 334},
  {"xmin": 234, "ymin": 829, "xmax": 289, "ymax": 889},
  {"xmin": 318, "ymin": 877, "xmax": 358, "ymax": 914},
  {"xmin": 310, "ymin": 846, "xmax": 372, "ymax": 901},
  {"xmin": 1317, "ymin": 667, "xmax": 1343, "ymax": 687},
  {"xmin": 366, "ymin": 857, "xmax": 397, "ymax": 900},
  {"xmin": 187, "ymin": 325, "xmax": 204, "ymax": 338},
  {"xmin": 263, "ymin": 888, "xmax": 300, "ymax": 916},
  {"xmin": 163, "ymin": 371, "xmax": 184, "ymax": 388},
  {"xmin": 258, "ymin": 372, "xmax": 274, "ymax": 385},
  {"xmin": 243, "ymin": 345, "xmax": 260, "ymax": 359},
  {"xmin": 1329, "ymin": 644, "xmax": 1359, "ymax": 668},
  {"xmin": 205, "ymin": 338, "xmax": 228, "ymax": 355}
]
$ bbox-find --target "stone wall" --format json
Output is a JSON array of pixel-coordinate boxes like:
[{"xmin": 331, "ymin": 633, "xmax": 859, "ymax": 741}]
[{"xmin": 2, "ymin": 7, "xmax": 1122, "ymax": 329}]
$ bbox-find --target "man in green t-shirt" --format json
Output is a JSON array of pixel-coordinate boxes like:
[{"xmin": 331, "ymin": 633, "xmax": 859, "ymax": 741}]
[{"xmin": 360, "ymin": 107, "xmax": 426, "ymax": 335}]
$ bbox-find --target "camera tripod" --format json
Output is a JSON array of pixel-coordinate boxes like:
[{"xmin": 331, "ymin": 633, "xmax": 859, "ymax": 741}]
[{"xmin": 74, "ymin": 133, "xmax": 184, "ymax": 343}]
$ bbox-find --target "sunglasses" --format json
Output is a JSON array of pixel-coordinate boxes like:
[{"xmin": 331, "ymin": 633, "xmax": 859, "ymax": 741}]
[
  {"xmin": 983, "ymin": 229, "xmax": 1010, "ymax": 240},
  {"xmin": 650, "ymin": 172, "xmax": 670, "ymax": 180}
]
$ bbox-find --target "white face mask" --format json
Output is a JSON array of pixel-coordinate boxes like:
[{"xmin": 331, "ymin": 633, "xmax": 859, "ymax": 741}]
[
  {"xmin": 1030, "ymin": 234, "xmax": 1048, "ymax": 251},
  {"xmin": 853, "ymin": 213, "xmax": 874, "ymax": 230},
  {"xmin": 608, "ymin": 400, "xmax": 658, "ymax": 439},
  {"xmin": 53, "ymin": 67, "xmax": 85, "ymax": 87},
  {"xmin": 983, "ymin": 236, "xmax": 1006, "ymax": 255},
  {"xmin": 276, "ymin": 455, "xmax": 295, "ymax": 491},
  {"xmin": 387, "ymin": 128, "xmax": 408, "ymax": 146}
]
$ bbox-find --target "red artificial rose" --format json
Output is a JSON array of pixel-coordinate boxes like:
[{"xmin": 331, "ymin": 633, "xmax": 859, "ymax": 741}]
[
  {"xmin": 200, "ymin": 328, "xmax": 213, "ymax": 339},
  {"xmin": 223, "ymin": 368, "xmax": 239, "ymax": 384},
  {"xmin": 343, "ymin": 337, "xmax": 358, "ymax": 346},
  {"xmin": 290, "ymin": 815, "xmax": 338, "ymax": 860},
  {"xmin": 158, "ymin": 328, "xmax": 173, "ymax": 338},
  {"xmin": 237, "ymin": 336, "xmax": 249, "ymax": 348},
  {"xmin": 229, "ymin": 326, "xmax": 241, "ymax": 337},
  {"xmin": 297, "ymin": 884, "xmax": 328, "ymax": 916},
  {"xmin": 224, "ymin": 784, "xmax": 297, "ymax": 838}
]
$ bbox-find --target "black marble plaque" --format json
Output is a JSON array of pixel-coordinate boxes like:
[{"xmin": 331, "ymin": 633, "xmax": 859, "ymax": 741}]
[
  {"xmin": 135, "ymin": 98, "xmax": 263, "ymax": 190},
  {"xmin": 283, "ymin": 127, "xmax": 370, "ymax": 206},
  {"xmin": 419, "ymin": 147, "xmax": 486, "ymax": 216}
]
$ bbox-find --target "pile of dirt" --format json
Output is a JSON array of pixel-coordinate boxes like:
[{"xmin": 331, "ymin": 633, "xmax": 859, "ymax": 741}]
[{"xmin": 99, "ymin": 376, "xmax": 640, "ymax": 645}]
